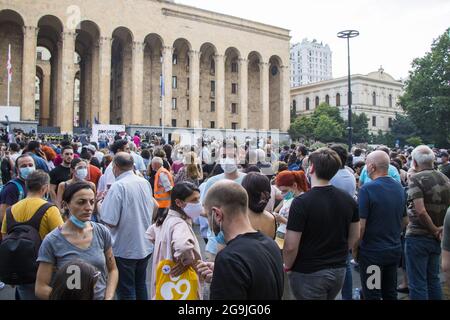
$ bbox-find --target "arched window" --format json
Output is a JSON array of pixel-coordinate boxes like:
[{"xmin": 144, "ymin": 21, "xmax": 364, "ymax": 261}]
[
  {"xmin": 315, "ymin": 96, "xmax": 319, "ymax": 107},
  {"xmin": 325, "ymin": 94, "xmax": 330, "ymax": 105},
  {"xmin": 336, "ymin": 93, "xmax": 341, "ymax": 107},
  {"xmin": 306, "ymin": 98, "xmax": 310, "ymax": 111},
  {"xmin": 372, "ymin": 92, "xmax": 377, "ymax": 106},
  {"xmin": 389, "ymin": 94, "xmax": 393, "ymax": 108}
]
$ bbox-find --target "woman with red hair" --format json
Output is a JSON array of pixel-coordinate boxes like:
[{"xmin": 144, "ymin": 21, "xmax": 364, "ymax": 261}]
[
  {"xmin": 274, "ymin": 170, "xmax": 309, "ymax": 243},
  {"xmin": 41, "ymin": 145, "xmax": 57, "ymax": 171}
]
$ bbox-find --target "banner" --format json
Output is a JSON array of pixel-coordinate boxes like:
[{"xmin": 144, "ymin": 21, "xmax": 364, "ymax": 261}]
[{"xmin": 91, "ymin": 124, "xmax": 125, "ymax": 143}]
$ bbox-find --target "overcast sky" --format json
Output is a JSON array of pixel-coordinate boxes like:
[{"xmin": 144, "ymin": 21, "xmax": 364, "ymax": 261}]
[{"xmin": 178, "ymin": 0, "xmax": 450, "ymax": 80}]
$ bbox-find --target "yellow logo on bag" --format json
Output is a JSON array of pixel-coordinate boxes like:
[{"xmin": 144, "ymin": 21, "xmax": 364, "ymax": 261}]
[{"xmin": 155, "ymin": 259, "xmax": 199, "ymax": 300}]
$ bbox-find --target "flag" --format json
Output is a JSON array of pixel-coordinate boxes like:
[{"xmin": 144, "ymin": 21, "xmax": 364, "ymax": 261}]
[{"xmin": 6, "ymin": 44, "xmax": 12, "ymax": 83}]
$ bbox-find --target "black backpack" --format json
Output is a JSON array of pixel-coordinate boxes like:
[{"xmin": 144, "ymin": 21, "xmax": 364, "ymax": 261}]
[{"xmin": 0, "ymin": 202, "xmax": 55, "ymax": 285}]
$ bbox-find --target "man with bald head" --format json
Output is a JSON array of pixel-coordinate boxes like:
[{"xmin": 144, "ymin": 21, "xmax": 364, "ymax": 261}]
[
  {"xmin": 354, "ymin": 150, "xmax": 408, "ymax": 300},
  {"xmin": 101, "ymin": 152, "xmax": 157, "ymax": 300},
  {"xmin": 197, "ymin": 180, "xmax": 283, "ymax": 300},
  {"xmin": 405, "ymin": 145, "xmax": 450, "ymax": 300}
]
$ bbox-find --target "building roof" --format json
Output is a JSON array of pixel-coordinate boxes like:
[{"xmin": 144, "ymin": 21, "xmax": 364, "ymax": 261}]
[{"xmin": 291, "ymin": 67, "xmax": 403, "ymax": 92}]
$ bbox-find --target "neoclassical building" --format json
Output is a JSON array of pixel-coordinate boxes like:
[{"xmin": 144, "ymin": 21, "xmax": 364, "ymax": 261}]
[
  {"xmin": 0, "ymin": 0, "xmax": 291, "ymax": 134},
  {"xmin": 291, "ymin": 68, "xmax": 404, "ymax": 133}
]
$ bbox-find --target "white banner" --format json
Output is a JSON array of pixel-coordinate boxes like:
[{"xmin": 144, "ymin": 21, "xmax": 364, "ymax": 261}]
[
  {"xmin": 92, "ymin": 124, "xmax": 125, "ymax": 143},
  {"xmin": 0, "ymin": 106, "xmax": 21, "ymax": 122}
]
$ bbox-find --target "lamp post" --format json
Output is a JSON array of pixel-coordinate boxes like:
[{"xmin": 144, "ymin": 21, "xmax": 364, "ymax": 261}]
[{"xmin": 337, "ymin": 30, "xmax": 359, "ymax": 152}]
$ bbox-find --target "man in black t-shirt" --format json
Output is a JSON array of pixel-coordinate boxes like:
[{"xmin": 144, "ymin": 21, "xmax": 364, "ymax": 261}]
[
  {"xmin": 49, "ymin": 146, "xmax": 74, "ymax": 202},
  {"xmin": 284, "ymin": 148, "xmax": 360, "ymax": 300},
  {"xmin": 197, "ymin": 180, "xmax": 284, "ymax": 300}
]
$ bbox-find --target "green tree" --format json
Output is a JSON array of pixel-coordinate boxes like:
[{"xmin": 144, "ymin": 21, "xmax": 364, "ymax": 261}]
[
  {"xmin": 345, "ymin": 112, "xmax": 370, "ymax": 143},
  {"xmin": 390, "ymin": 113, "xmax": 420, "ymax": 147},
  {"xmin": 313, "ymin": 115, "xmax": 343, "ymax": 143},
  {"xmin": 288, "ymin": 102, "xmax": 345, "ymax": 142},
  {"xmin": 406, "ymin": 136, "xmax": 423, "ymax": 147},
  {"xmin": 312, "ymin": 103, "xmax": 345, "ymax": 127},
  {"xmin": 288, "ymin": 116, "xmax": 315, "ymax": 141},
  {"xmin": 399, "ymin": 28, "xmax": 450, "ymax": 147}
]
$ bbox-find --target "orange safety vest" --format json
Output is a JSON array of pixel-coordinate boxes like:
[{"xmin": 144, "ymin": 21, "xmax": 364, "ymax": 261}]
[{"xmin": 154, "ymin": 167, "xmax": 174, "ymax": 208}]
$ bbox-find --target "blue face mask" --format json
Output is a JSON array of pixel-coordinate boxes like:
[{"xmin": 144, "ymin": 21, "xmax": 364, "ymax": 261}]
[
  {"xmin": 215, "ymin": 231, "xmax": 226, "ymax": 245},
  {"xmin": 283, "ymin": 191, "xmax": 294, "ymax": 201},
  {"xmin": 69, "ymin": 215, "xmax": 87, "ymax": 229},
  {"xmin": 19, "ymin": 166, "xmax": 35, "ymax": 180}
]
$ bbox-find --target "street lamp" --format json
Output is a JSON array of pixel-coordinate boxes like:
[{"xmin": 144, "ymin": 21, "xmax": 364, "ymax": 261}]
[{"xmin": 337, "ymin": 30, "xmax": 359, "ymax": 152}]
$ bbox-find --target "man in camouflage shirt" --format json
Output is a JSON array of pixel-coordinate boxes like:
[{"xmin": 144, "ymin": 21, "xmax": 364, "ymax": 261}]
[{"xmin": 405, "ymin": 145, "xmax": 450, "ymax": 300}]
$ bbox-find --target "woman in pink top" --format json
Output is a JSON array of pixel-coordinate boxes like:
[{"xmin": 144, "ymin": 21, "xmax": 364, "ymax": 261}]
[
  {"xmin": 133, "ymin": 132, "xmax": 141, "ymax": 149},
  {"xmin": 146, "ymin": 182, "xmax": 203, "ymax": 300}
]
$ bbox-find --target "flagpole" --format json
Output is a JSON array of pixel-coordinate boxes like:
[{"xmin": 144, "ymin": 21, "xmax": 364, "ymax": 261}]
[
  {"xmin": 161, "ymin": 52, "xmax": 165, "ymax": 142},
  {"xmin": 7, "ymin": 44, "xmax": 11, "ymax": 107}
]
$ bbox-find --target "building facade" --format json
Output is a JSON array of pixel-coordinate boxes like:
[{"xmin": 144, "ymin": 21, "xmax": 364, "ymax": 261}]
[
  {"xmin": 290, "ymin": 38, "xmax": 332, "ymax": 87},
  {"xmin": 291, "ymin": 68, "xmax": 404, "ymax": 133},
  {"xmin": 0, "ymin": 0, "xmax": 291, "ymax": 134}
]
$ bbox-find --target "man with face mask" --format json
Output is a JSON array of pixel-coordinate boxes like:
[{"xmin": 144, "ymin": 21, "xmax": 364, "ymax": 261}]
[
  {"xmin": 100, "ymin": 152, "xmax": 158, "ymax": 300},
  {"xmin": 200, "ymin": 140, "xmax": 247, "ymax": 262},
  {"xmin": 1, "ymin": 170, "xmax": 63, "ymax": 299},
  {"xmin": 0, "ymin": 154, "xmax": 36, "ymax": 229},
  {"xmin": 197, "ymin": 180, "xmax": 284, "ymax": 299}
]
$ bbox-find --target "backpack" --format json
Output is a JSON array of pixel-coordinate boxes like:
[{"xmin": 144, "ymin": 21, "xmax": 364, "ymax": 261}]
[
  {"xmin": 0, "ymin": 179, "xmax": 25, "ymax": 201},
  {"xmin": 0, "ymin": 202, "xmax": 55, "ymax": 285}
]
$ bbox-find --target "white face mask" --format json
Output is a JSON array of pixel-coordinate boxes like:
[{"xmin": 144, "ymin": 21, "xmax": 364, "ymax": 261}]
[
  {"xmin": 221, "ymin": 157, "xmax": 238, "ymax": 174},
  {"xmin": 76, "ymin": 168, "xmax": 88, "ymax": 180},
  {"xmin": 183, "ymin": 202, "xmax": 203, "ymax": 220}
]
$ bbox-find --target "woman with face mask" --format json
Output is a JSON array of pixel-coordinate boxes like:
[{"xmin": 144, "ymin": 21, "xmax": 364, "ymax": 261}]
[
  {"xmin": 35, "ymin": 182, "xmax": 118, "ymax": 300},
  {"xmin": 146, "ymin": 182, "xmax": 204, "ymax": 300},
  {"xmin": 56, "ymin": 158, "xmax": 96, "ymax": 214},
  {"xmin": 274, "ymin": 170, "xmax": 309, "ymax": 243}
]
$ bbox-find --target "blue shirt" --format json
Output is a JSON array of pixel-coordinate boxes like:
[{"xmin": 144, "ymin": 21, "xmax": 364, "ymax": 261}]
[
  {"xmin": 201, "ymin": 172, "xmax": 246, "ymax": 255},
  {"xmin": 29, "ymin": 153, "xmax": 50, "ymax": 173},
  {"xmin": 359, "ymin": 164, "xmax": 401, "ymax": 186},
  {"xmin": 358, "ymin": 176, "xmax": 406, "ymax": 255},
  {"xmin": 330, "ymin": 168, "xmax": 356, "ymax": 198},
  {"xmin": 100, "ymin": 171, "xmax": 154, "ymax": 259}
]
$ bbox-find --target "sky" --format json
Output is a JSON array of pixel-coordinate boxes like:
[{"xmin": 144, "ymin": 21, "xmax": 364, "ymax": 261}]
[{"xmin": 177, "ymin": 0, "xmax": 450, "ymax": 80}]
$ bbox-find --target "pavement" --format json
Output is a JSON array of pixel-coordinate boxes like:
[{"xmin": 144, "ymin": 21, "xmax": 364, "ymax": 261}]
[{"xmin": 1, "ymin": 224, "xmax": 448, "ymax": 300}]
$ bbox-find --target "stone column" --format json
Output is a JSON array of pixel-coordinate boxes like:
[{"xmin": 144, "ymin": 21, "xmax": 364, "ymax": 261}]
[
  {"xmin": 59, "ymin": 31, "xmax": 77, "ymax": 134},
  {"xmin": 131, "ymin": 41, "xmax": 144, "ymax": 125},
  {"xmin": 188, "ymin": 50, "xmax": 200, "ymax": 128},
  {"xmin": 280, "ymin": 65, "xmax": 290, "ymax": 131},
  {"xmin": 239, "ymin": 58, "xmax": 248, "ymax": 129},
  {"xmin": 162, "ymin": 46, "xmax": 173, "ymax": 126},
  {"xmin": 40, "ymin": 66, "xmax": 51, "ymax": 126},
  {"xmin": 259, "ymin": 61, "xmax": 269, "ymax": 131},
  {"xmin": 50, "ymin": 53, "xmax": 59, "ymax": 126},
  {"xmin": 21, "ymin": 26, "xmax": 38, "ymax": 121},
  {"xmin": 215, "ymin": 54, "xmax": 225, "ymax": 129},
  {"xmin": 79, "ymin": 62, "xmax": 86, "ymax": 126},
  {"xmin": 98, "ymin": 36, "xmax": 112, "ymax": 124},
  {"xmin": 84, "ymin": 53, "xmax": 93, "ymax": 127},
  {"xmin": 91, "ymin": 42, "xmax": 100, "ymax": 125}
]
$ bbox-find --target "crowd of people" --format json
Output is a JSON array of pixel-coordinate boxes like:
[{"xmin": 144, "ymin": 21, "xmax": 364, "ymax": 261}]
[{"xmin": 0, "ymin": 130, "xmax": 449, "ymax": 300}]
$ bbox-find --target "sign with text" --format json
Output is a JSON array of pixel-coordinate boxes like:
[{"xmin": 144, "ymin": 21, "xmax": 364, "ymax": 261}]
[{"xmin": 91, "ymin": 124, "xmax": 125, "ymax": 143}]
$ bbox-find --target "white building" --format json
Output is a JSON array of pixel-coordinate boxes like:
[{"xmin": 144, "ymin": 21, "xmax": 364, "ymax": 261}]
[
  {"xmin": 291, "ymin": 67, "xmax": 404, "ymax": 134},
  {"xmin": 290, "ymin": 38, "xmax": 332, "ymax": 87}
]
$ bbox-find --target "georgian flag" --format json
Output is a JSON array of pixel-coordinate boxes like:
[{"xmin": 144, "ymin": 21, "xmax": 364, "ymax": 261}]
[{"xmin": 6, "ymin": 44, "xmax": 12, "ymax": 83}]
